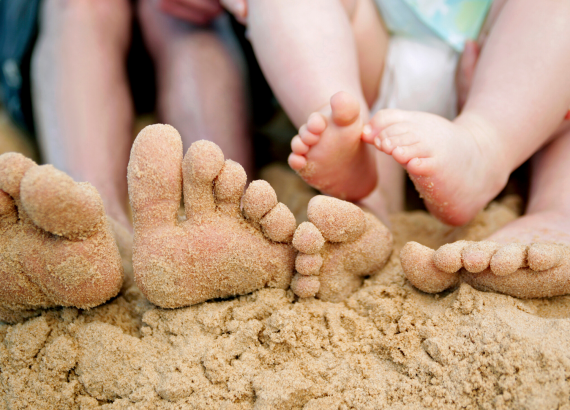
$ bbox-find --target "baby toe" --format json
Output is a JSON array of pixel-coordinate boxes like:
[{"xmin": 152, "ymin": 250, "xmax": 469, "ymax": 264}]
[
  {"xmin": 288, "ymin": 153, "xmax": 307, "ymax": 171},
  {"xmin": 433, "ymin": 240, "xmax": 471, "ymax": 273},
  {"xmin": 290, "ymin": 274, "xmax": 320, "ymax": 298},
  {"xmin": 291, "ymin": 135, "xmax": 310, "ymax": 155},
  {"xmin": 306, "ymin": 112, "xmax": 327, "ymax": 135},
  {"xmin": 292, "ymin": 222, "xmax": 325, "ymax": 254},
  {"xmin": 242, "ymin": 180, "xmax": 278, "ymax": 224},
  {"xmin": 259, "ymin": 202, "xmax": 297, "ymax": 243}
]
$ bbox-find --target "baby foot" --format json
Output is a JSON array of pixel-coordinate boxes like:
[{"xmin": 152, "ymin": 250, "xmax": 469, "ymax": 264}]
[
  {"xmin": 127, "ymin": 124, "xmax": 297, "ymax": 308},
  {"xmin": 363, "ymin": 110, "xmax": 508, "ymax": 226},
  {"xmin": 401, "ymin": 211, "xmax": 570, "ymax": 298},
  {"xmin": 288, "ymin": 91, "xmax": 377, "ymax": 201},
  {"xmin": 0, "ymin": 153, "xmax": 124, "ymax": 323},
  {"xmin": 289, "ymin": 196, "xmax": 393, "ymax": 302}
]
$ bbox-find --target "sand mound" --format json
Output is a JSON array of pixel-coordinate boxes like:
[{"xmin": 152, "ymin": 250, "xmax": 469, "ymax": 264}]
[{"xmin": 2, "ymin": 200, "xmax": 570, "ymax": 409}]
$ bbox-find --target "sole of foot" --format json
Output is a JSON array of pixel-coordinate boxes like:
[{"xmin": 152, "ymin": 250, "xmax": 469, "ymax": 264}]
[
  {"xmin": 364, "ymin": 110, "xmax": 508, "ymax": 226},
  {"xmin": 289, "ymin": 195, "xmax": 393, "ymax": 302},
  {"xmin": 400, "ymin": 211, "xmax": 570, "ymax": 298},
  {"xmin": 127, "ymin": 124, "xmax": 297, "ymax": 308},
  {"xmin": 288, "ymin": 91, "xmax": 377, "ymax": 202},
  {"xmin": 0, "ymin": 153, "xmax": 124, "ymax": 323}
]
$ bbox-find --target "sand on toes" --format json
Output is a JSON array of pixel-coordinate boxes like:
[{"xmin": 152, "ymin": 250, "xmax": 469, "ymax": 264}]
[
  {"xmin": 401, "ymin": 225, "xmax": 570, "ymax": 299},
  {"xmin": 0, "ymin": 153, "xmax": 124, "ymax": 323},
  {"xmin": 288, "ymin": 91, "xmax": 377, "ymax": 201},
  {"xmin": 289, "ymin": 195, "xmax": 393, "ymax": 302},
  {"xmin": 127, "ymin": 124, "xmax": 298, "ymax": 308}
]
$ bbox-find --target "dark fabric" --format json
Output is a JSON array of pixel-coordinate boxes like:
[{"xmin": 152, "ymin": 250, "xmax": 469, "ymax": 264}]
[{"xmin": 0, "ymin": 0, "xmax": 41, "ymax": 133}]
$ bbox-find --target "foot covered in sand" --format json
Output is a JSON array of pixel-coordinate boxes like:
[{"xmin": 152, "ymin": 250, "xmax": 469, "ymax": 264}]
[
  {"xmin": 363, "ymin": 110, "xmax": 508, "ymax": 226},
  {"xmin": 288, "ymin": 92, "xmax": 377, "ymax": 201},
  {"xmin": 127, "ymin": 125, "xmax": 298, "ymax": 308},
  {"xmin": 401, "ymin": 211, "xmax": 570, "ymax": 298},
  {"xmin": 290, "ymin": 196, "xmax": 393, "ymax": 302},
  {"xmin": 0, "ymin": 153, "xmax": 124, "ymax": 323}
]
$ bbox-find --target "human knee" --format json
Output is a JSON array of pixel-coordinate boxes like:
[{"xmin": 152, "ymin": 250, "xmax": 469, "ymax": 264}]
[{"xmin": 40, "ymin": 0, "xmax": 132, "ymax": 46}]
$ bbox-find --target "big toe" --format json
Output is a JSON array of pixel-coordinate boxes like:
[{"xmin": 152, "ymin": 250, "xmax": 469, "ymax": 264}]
[
  {"xmin": 330, "ymin": 91, "xmax": 360, "ymax": 126},
  {"xmin": 20, "ymin": 165, "xmax": 105, "ymax": 239},
  {"xmin": 307, "ymin": 195, "xmax": 365, "ymax": 243},
  {"xmin": 401, "ymin": 242, "xmax": 460, "ymax": 293}
]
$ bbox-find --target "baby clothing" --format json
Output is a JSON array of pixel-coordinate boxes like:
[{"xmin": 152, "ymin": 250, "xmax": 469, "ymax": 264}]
[{"xmin": 372, "ymin": 0, "xmax": 492, "ymax": 119}]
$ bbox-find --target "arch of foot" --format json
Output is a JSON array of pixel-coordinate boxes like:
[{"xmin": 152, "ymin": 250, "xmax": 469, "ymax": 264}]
[
  {"xmin": 290, "ymin": 196, "xmax": 393, "ymax": 301},
  {"xmin": 401, "ymin": 240, "xmax": 569, "ymax": 298}
]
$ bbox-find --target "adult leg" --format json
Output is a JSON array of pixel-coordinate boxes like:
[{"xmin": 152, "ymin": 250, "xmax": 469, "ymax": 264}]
[
  {"xmin": 137, "ymin": 0, "xmax": 252, "ymax": 175},
  {"xmin": 368, "ymin": 0, "xmax": 570, "ymax": 226},
  {"xmin": 31, "ymin": 0, "xmax": 134, "ymax": 229}
]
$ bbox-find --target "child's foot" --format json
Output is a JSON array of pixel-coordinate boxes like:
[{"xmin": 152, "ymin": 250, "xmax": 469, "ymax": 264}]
[
  {"xmin": 290, "ymin": 195, "xmax": 393, "ymax": 302},
  {"xmin": 400, "ymin": 210, "xmax": 570, "ymax": 298},
  {"xmin": 363, "ymin": 110, "xmax": 509, "ymax": 226},
  {"xmin": 288, "ymin": 92, "xmax": 377, "ymax": 201},
  {"xmin": 0, "ymin": 153, "xmax": 124, "ymax": 323},
  {"xmin": 128, "ymin": 125, "xmax": 297, "ymax": 308}
]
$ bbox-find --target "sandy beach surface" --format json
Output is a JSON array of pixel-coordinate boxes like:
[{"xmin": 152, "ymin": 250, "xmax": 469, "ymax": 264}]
[{"xmin": 2, "ymin": 170, "xmax": 570, "ymax": 409}]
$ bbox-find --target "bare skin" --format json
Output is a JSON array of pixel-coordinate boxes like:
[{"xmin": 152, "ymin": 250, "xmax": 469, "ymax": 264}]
[
  {"xmin": 401, "ymin": 125, "xmax": 570, "ymax": 298},
  {"xmin": 290, "ymin": 195, "xmax": 393, "ymax": 302},
  {"xmin": 127, "ymin": 125, "xmax": 298, "ymax": 307},
  {"xmin": 0, "ymin": 153, "xmax": 123, "ymax": 323},
  {"xmin": 365, "ymin": 0, "xmax": 570, "ymax": 226}
]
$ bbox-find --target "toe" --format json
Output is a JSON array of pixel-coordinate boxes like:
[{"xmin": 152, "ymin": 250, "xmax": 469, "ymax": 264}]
[
  {"xmin": 392, "ymin": 145, "xmax": 425, "ymax": 165},
  {"xmin": 401, "ymin": 241, "xmax": 460, "ymax": 293},
  {"xmin": 299, "ymin": 126, "xmax": 320, "ymax": 146},
  {"xmin": 214, "ymin": 160, "xmax": 247, "ymax": 219},
  {"xmin": 490, "ymin": 243, "xmax": 527, "ymax": 276},
  {"xmin": 260, "ymin": 202, "xmax": 297, "ymax": 243},
  {"xmin": 290, "ymin": 273, "xmax": 320, "ymax": 298},
  {"xmin": 0, "ymin": 152, "xmax": 36, "ymax": 202},
  {"xmin": 242, "ymin": 180, "xmax": 278, "ymax": 223},
  {"xmin": 433, "ymin": 240, "xmax": 470, "ymax": 273},
  {"xmin": 406, "ymin": 157, "xmax": 436, "ymax": 176},
  {"xmin": 462, "ymin": 241, "xmax": 501, "ymax": 273},
  {"xmin": 306, "ymin": 113, "xmax": 327, "ymax": 134},
  {"xmin": 330, "ymin": 91, "xmax": 360, "ymax": 126},
  {"xmin": 295, "ymin": 253, "xmax": 323, "ymax": 276},
  {"xmin": 292, "ymin": 222, "xmax": 325, "ymax": 254},
  {"xmin": 527, "ymin": 243, "xmax": 564, "ymax": 271},
  {"xmin": 183, "ymin": 140, "xmax": 225, "ymax": 223},
  {"xmin": 291, "ymin": 135, "xmax": 309, "ymax": 155},
  {"xmin": 20, "ymin": 165, "xmax": 105, "ymax": 239},
  {"xmin": 307, "ymin": 195, "xmax": 366, "ymax": 243},
  {"xmin": 288, "ymin": 153, "xmax": 307, "ymax": 171},
  {"xmin": 128, "ymin": 124, "xmax": 183, "ymax": 229},
  {"xmin": 368, "ymin": 109, "xmax": 413, "ymax": 136}
]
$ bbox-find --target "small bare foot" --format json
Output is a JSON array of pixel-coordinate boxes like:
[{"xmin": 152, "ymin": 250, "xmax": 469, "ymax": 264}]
[
  {"xmin": 127, "ymin": 125, "xmax": 297, "ymax": 308},
  {"xmin": 288, "ymin": 91, "xmax": 377, "ymax": 201},
  {"xmin": 401, "ymin": 211, "xmax": 570, "ymax": 298},
  {"xmin": 289, "ymin": 195, "xmax": 393, "ymax": 302},
  {"xmin": 363, "ymin": 110, "xmax": 508, "ymax": 226},
  {"xmin": 0, "ymin": 154, "xmax": 124, "ymax": 323}
]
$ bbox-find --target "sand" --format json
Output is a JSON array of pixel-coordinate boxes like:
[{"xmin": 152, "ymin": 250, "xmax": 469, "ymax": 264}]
[{"xmin": 2, "ymin": 197, "xmax": 570, "ymax": 409}]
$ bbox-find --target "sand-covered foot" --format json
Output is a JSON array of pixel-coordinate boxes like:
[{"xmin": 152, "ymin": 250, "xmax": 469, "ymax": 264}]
[
  {"xmin": 289, "ymin": 195, "xmax": 392, "ymax": 302},
  {"xmin": 401, "ymin": 211, "xmax": 570, "ymax": 298},
  {"xmin": 127, "ymin": 124, "xmax": 297, "ymax": 308},
  {"xmin": 288, "ymin": 91, "xmax": 377, "ymax": 201},
  {"xmin": 363, "ymin": 110, "xmax": 508, "ymax": 226},
  {"xmin": 0, "ymin": 153, "xmax": 124, "ymax": 323}
]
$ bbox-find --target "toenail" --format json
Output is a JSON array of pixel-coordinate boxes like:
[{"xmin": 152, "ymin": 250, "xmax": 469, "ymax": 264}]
[
  {"xmin": 363, "ymin": 125, "xmax": 371, "ymax": 135},
  {"xmin": 384, "ymin": 139, "xmax": 391, "ymax": 148},
  {"xmin": 394, "ymin": 146, "xmax": 403, "ymax": 155},
  {"xmin": 374, "ymin": 137, "xmax": 381, "ymax": 148}
]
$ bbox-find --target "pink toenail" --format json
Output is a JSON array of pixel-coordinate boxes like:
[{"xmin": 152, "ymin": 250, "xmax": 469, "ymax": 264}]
[
  {"xmin": 394, "ymin": 146, "xmax": 403, "ymax": 155},
  {"xmin": 384, "ymin": 139, "xmax": 392, "ymax": 148},
  {"xmin": 374, "ymin": 137, "xmax": 381, "ymax": 148},
  {"xmin": 363, "ymin": 125, "xmax": 371, "ymax": 135}
]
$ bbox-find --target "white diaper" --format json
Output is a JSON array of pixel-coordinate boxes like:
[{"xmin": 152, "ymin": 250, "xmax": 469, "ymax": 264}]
[{"xmin": 371, "ymin": 35, "xmax": 460, "ymax": 120}]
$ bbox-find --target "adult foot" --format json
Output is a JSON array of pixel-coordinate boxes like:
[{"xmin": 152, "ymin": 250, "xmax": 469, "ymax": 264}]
[
  {"xmin": 400, "ymin": 210, "xmax": 570, "ymax": 298},
  {"xmin": 290, "ymin": 195, "xmax": 393, "ymax": 302},
  {"xmin": 0, "ymin": 153, "xmax": 124, "ymax": 323},
  {"xmin": 363, "ymin": 110, "xmax": 508, "ymax": 226},
  {"xmin": 127, "ymin": 124, "xmax": 297, "ymax": 308},
  {"xmin": 288, "ymin": 91, "xmax": 377, "ymax": 201}
]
